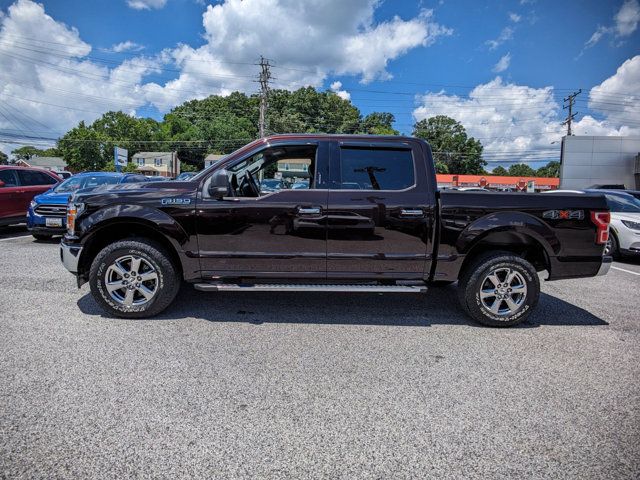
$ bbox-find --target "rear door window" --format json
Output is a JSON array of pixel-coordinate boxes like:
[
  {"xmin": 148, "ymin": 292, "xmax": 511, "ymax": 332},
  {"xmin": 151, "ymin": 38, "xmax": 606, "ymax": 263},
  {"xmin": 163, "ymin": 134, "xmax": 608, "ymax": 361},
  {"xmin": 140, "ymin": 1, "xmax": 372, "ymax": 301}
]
[
  {"xmin": 17, "ymin": 170, "xmax": 57, "ymax": 186},
  {"xmin": 338, "ymin": 147, "xmax": 415, "ymax": 190}
]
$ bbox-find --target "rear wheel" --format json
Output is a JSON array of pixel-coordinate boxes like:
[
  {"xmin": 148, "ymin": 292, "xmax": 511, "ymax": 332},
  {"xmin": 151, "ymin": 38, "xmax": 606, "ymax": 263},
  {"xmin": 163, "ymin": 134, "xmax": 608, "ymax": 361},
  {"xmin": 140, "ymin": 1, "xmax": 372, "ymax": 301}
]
[
  {"xmin": 457, "ymin": 251, "xmax": 540, "ymax": 327},
  {"xmin": 89, "ymin": 238, "xmax": 180, "ymax": 318}
]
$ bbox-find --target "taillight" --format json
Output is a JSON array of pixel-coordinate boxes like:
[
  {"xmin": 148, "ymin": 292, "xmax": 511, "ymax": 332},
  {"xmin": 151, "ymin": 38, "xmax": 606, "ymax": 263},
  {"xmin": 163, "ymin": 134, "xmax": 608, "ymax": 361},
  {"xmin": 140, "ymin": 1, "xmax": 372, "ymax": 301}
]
[{"xmin": 590, "ymin": 211, "xmax": 610, "ymax": 245}]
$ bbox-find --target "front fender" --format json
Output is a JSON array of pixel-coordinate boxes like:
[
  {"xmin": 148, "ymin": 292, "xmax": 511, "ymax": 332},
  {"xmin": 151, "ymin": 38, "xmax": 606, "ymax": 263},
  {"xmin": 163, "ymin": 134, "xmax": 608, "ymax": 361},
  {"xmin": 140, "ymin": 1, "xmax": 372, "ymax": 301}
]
[
  {"xmin": 77, "ymin": 204, "xmax": 190, "ymax": 249},
  {"xmin": 456, "ymin": 211, "xmax": 559, "ymax": 257}
]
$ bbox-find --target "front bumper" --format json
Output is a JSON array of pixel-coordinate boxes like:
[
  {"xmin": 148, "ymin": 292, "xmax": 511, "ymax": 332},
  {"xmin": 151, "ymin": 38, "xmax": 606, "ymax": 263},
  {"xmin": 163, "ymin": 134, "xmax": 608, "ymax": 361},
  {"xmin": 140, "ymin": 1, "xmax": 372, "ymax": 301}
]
[
  {"xmin": 596, "ymin": 255, "xmax": 612, "ymax": 276},
  {"xmin": 60, "ymin": 241, "xmax": 83, "ymax": 274},
  {"xmin": 27, "ymin": 208, "xmax": 66, "ymax": 234}
]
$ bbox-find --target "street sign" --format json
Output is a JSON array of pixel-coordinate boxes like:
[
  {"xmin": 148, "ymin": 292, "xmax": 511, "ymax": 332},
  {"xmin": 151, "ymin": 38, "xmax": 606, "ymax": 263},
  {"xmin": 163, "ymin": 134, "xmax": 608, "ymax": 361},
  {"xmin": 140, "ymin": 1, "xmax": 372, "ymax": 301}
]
[{"xmin": 114, "ymin": 147, "xmax": 128, "ymax": 173}]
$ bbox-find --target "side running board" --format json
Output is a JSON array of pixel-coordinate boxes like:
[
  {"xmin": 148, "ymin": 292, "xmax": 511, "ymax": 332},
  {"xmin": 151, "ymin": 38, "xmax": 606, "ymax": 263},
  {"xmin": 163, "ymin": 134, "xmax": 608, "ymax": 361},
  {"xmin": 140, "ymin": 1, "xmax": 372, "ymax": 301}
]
[{"xmin": 194, "ymin": 283, "xmax": 427, "ymax": 293}]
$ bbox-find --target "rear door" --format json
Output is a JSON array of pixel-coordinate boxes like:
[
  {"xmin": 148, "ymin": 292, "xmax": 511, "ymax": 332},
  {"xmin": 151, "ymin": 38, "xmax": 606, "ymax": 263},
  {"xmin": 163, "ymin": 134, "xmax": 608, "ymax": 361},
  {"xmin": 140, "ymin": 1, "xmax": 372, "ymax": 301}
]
[
  {"xmin": 15, "ymin": 170, "xmax": 58, "ymax": 212},
  {"xmin": 326, "ymin": 140, "xmax": 435, "ymax": 279},
  {"xmin": 0, "ymin": 169, "xmax": 23, "ymax": 219}
]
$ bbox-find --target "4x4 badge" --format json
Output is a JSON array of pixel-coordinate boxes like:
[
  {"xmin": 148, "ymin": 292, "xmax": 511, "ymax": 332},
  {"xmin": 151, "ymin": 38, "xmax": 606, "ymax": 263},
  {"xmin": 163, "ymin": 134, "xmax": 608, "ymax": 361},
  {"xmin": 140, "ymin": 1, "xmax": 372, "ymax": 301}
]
[{"xmin": 543, "ymin": 209, "xmax": 584, "ymax": 220}]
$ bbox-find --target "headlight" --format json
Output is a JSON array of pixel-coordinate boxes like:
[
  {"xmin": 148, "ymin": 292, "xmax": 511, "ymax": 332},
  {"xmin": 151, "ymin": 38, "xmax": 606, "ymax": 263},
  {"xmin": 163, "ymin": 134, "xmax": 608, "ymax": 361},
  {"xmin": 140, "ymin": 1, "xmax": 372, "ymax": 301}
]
[
  {"xmin": 29, "ymin": 200, "xmax": 37, "ymax": 209},
  {"xmin": 621, "ymin": 220, "xmax": 640, "ymax": 231},
  {"xmin": 66, "ymin": 202, "xmax": 85, "ymax": 234}
]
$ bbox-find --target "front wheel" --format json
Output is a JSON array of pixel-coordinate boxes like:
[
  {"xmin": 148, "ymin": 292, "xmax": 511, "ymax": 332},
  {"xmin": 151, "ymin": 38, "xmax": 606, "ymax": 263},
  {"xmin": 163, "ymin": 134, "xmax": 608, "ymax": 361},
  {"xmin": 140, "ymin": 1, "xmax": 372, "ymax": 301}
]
[
  {"xmin": 457, "ymin": 252, "xmax": 540, "ymax": 327},
  {"xmin": 89, "ymin": 238, "xmax": 180, "ymax": 318},
  {"xmin": 604, "ymin": 233, "xmax": 619, "ymax": 258}
]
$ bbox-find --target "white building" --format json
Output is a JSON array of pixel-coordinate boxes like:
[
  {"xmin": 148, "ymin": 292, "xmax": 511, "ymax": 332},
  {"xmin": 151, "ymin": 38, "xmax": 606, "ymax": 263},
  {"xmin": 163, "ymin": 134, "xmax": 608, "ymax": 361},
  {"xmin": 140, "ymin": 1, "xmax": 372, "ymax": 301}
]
[{"xmin": 560, "ymin": 136, "xmax": 640, "ymax": 190}]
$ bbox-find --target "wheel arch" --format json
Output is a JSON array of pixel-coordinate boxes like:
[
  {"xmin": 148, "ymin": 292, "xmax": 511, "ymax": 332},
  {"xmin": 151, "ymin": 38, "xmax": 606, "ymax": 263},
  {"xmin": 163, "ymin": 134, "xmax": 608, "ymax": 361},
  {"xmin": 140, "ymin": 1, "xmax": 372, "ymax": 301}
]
[
  {"xmin": 456, "ymin": 213, "xmax": 556, "ymax": 277},
  {"xmin": 77, "ymin": 219, "xmax": 185, "ymax": 285}
]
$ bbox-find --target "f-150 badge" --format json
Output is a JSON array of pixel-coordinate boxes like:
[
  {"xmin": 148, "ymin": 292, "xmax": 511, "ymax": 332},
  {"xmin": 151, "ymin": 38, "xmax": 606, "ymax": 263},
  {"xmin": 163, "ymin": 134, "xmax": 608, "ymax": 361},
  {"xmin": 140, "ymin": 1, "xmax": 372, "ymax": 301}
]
[
  {"xmin": 543, "ymin": 209, "xmax": 584, "ymax": 220},
  {"xmin": 161, "ymin": 198, "xmax": 191, "ymax": 205}
]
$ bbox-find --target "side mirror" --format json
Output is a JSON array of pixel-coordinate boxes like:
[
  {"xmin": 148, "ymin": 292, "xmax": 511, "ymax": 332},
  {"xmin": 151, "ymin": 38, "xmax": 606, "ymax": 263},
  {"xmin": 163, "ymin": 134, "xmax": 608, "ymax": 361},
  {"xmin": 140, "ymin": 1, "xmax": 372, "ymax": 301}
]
[{"xmin": 207, "ymin": 169, "xmax": 229, "ymax": 200}]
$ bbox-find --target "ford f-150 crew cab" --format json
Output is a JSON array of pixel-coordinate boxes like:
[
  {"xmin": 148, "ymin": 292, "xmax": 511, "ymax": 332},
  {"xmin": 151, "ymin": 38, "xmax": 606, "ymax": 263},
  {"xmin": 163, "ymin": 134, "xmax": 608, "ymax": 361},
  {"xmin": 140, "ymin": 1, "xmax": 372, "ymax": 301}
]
[{"xmin": 60, "ymin": 134, "xmax": 612, "ymax": 326}]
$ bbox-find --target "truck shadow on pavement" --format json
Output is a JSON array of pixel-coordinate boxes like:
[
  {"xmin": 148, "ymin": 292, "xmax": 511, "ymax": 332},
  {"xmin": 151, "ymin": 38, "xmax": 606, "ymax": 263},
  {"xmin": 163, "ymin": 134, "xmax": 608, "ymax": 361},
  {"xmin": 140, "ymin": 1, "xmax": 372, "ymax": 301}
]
[{"xmin": 77, "ymin": 284, "xmax": 608, "ymax": 328}]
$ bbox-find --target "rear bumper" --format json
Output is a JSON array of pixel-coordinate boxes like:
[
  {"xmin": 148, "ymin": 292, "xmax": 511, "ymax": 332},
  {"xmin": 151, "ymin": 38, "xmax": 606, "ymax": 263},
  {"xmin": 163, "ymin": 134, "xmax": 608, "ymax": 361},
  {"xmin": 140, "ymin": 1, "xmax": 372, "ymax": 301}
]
[
  {"xmin": 60, "ymin": 241, "xmax": 82, "ymax": 274},
  {"xmin": 596, "ymin": 256, "xmax": 612, "ymax": 276}
]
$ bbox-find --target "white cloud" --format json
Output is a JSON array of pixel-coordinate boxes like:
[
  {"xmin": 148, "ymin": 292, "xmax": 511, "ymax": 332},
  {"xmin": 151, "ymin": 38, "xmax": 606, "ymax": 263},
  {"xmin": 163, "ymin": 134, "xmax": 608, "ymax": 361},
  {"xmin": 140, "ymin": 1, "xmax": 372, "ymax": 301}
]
[
  {"xmin": 485, "ymin": 26, "xmax": 514, "ymax": 50},
  {"xmin": 102, "ymin": 40, "xmax": 145, "ymax": 53},
  {"xmin": 614, "ymin": 0, "xmax": 640, "ymax": 35},
  {"xmin": 584, "ymin": 55, "xmax": 640, "ymax": 129},
  {"xmin": 584, "ymin": 0, "xmax": 639, "ymax": 49},
  {"xmin": 492, "ymin": 53, "xmax": 511, "ymax": 73},
  {"xmin": 0, "ymin": 0, "xmax": 161, "ymax": 149},
  {"xmin": 330, "ymin": 81, "xmax": 350, "ymax": 101},
  {"xmin": 0, "ymin": 0, "xmax": 451, "ymax": 153},
  {"xmin": 413, "ymin": 63, "xmax": 640, "ymax": 163},
  {"xmin": 142, "ymin": 1, "xmax": 451, "ymax": 106},
  {"xmin": 126, "ymin": 0, "xmax": 167, "ymax": 10},
  {"xmin": 509, "ymin": 12, "xmax": 521, "ymax": 23}
]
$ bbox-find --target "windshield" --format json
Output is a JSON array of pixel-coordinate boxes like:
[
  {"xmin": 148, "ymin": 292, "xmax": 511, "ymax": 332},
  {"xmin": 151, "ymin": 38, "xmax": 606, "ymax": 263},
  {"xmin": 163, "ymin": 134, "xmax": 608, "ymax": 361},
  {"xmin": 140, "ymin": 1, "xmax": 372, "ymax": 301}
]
[
  {"xmin": 605, "ymin": 194, "xmax": 640, "ymax": 213},
  {"xmin": 55, "ymin": 175, "xmax": 120, "ymax": 193}
]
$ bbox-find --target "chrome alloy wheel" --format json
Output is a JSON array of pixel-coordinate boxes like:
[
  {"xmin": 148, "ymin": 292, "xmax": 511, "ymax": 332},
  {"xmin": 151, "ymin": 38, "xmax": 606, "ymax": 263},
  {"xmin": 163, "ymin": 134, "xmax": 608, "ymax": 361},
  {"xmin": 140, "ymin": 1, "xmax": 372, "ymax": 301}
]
[
  {"xmin": 478, "ymin": 267, "xmax": 528, "ymax": 317},
  {"xmin": 104, "ymin": 255, "xmax": 159, "ymax": 307}
]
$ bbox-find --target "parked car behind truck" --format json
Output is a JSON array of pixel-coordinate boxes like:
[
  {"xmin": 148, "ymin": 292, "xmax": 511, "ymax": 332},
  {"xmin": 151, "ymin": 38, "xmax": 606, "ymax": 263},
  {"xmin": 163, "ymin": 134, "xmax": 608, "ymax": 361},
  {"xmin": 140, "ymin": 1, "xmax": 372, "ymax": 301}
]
[
  {"xmin": 60, "ymin": 134, "xmax": 612, "ymax": 327},
  {"xmin": 27, "ymin": 172, "xmax": 150, "ymax": 240},
  {"xmin": 0, "ymin": 166, "xmax": 60, "ymax": 227}
]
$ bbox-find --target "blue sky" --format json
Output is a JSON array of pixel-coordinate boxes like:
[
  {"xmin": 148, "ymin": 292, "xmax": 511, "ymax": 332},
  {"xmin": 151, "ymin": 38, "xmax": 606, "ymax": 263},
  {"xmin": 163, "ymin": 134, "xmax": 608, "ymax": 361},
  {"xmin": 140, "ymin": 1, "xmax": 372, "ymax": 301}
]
[{"xmin": 0, "ymin": 0, "xmax": 638, "ymax": 168}]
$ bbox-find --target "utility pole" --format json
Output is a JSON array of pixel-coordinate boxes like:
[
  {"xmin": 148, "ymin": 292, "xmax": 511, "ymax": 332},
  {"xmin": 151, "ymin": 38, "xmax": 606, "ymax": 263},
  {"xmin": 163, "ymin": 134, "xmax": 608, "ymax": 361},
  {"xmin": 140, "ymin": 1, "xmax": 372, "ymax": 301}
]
[
  {"xmin": 562, "ymin": 89, "xmax": 581, "ymax": 136},
  {"xmin": 256, "ymin": 56, "xmax": 272, "ymax": 138}
]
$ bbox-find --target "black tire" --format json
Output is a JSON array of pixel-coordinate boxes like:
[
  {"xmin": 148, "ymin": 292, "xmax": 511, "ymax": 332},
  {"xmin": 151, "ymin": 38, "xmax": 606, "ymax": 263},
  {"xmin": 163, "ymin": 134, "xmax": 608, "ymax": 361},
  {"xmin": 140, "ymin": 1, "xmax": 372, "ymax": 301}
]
[
  {"xmin": 32, "ymin": 233, "xmax": 53, "ymax": 241},
  {"xmin": 457, "ymin": 251, "xmax": 540, "ymax": 327},
  {"xmin": 427, "ymin": 280, "xmax": 456, "ymax": 287},
  {"xmin": 89, "ymin": 238, "xmax": 180, "ymax": 318},
  {"xmin": 605, "ymin": 233, "xmax": 619, "ymax": 259}
]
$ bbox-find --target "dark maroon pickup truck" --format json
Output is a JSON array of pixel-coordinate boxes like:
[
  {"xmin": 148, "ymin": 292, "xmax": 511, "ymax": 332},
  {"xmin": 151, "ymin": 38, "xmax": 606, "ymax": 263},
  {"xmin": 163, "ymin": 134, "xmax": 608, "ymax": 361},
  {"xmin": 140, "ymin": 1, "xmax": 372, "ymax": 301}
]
[{"xmin": 60, "ymin": 134, "xmax": 611, "ymax": 326}]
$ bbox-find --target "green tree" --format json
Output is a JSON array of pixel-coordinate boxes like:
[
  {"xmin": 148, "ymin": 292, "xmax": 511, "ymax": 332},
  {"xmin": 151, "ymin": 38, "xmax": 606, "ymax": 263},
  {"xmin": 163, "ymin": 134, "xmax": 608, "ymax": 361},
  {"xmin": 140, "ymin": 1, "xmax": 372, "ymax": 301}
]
[
  {"xmin": 412, "ymin": 116, "xmax": 485, "ymax": 174},
  {"xmin": 58, "ymin": 121, "xmax": 110, "ymax": 171},
  {"xmin": 101, "ymin": 160, "xmax": 140, "ymax": 173},
  {"xmin": 507, "ymin": 163, "xmax": 536, "ymax": 177},
  {"xmin": 0, "ymin": 151, "xmax": 8, "ymax": 165},
  {"xmin": 11, "ymin": 146, "xmax": 41, "ymax": 162},
  {"xmin": 179, "ymin": 161, "xmax": 199, "ymax": 173},
  {"xmin": 434, "ymin": 161, "xmax": 449, "ymax": 174},
  {"xmin": 359, "ymin": 112, "xmax": 399, "ymax": 135},
  {"xmin": 536, "ymin": 161, "xmax": 560, "ymax": 177},
  {"xmin": 490, "ymin": 165, "xmax": 508, "ymax": 176}
]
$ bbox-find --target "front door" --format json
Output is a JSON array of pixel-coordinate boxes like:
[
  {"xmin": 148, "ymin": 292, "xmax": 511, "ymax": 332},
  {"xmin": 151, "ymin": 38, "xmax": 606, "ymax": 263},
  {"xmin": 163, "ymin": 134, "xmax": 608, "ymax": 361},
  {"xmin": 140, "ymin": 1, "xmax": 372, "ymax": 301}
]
[
  {"xmin": 326, "ymin": 140, "xmax": 435, "ymax": 279},
  {"xmin": 196, "ymin": 141, "xmax": 330, "ymax": 279}
]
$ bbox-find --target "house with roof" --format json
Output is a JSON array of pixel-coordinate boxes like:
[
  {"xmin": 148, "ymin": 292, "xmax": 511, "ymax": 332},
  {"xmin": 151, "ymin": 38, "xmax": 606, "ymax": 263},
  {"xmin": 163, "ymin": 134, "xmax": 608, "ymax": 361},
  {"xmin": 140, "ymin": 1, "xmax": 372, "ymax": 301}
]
[
  {"xmin": 131, "ymin": 152, "xmax": 180, "ymax": 178},
  {"xmin": 15, "ymin": 156, "xmax": 68, "ymax": 174}
]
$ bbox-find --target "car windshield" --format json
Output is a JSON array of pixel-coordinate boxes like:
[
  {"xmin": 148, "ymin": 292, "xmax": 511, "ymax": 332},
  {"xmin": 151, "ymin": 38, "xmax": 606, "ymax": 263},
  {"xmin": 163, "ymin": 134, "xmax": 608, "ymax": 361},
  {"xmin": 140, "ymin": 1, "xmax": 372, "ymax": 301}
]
[
  {"xmin": 605, "ymin": 194, "xmax": 640, "ymax": 213},
  {"xmin": 55, "ymin": 175, "xmax": 119, "ymax": 193}
]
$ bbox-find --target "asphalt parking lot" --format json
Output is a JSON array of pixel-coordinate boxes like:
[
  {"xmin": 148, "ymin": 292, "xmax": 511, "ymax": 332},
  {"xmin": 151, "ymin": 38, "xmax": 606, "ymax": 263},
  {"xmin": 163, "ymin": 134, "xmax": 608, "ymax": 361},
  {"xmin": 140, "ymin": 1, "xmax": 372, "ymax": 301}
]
[{"xmin": 1, "ymin": 227, "xmax": 639, "ymax": 479}]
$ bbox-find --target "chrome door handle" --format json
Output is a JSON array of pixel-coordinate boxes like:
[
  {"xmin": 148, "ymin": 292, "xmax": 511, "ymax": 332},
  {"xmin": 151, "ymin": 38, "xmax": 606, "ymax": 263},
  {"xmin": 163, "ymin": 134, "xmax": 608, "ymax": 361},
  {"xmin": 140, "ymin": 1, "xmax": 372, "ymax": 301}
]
[
  {"xmin": 298, "ymin": 207, "xmax": 321, "ymax": 215},
  {"xmin": 400, "ymin": 209, "xmax": 424, "ymax": 217}
]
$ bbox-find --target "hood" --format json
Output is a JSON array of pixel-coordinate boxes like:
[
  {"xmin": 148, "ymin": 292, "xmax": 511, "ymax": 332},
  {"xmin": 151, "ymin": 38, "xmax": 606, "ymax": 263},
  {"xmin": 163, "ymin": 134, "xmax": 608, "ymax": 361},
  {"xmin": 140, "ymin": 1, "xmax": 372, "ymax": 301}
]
[
  {"xmin": 33, "ymin": 190, "xmax": 72, "ymax": 205},
  {"xmin": 71, "ymin": 180, "xmax": 197, "ymax": 205}
]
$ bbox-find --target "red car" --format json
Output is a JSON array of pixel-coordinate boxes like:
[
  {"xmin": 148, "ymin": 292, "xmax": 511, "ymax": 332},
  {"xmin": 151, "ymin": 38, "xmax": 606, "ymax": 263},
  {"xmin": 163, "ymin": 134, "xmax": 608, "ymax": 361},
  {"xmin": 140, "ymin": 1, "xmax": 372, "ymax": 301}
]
[{"xmin": 0, "ymin": 166, "xmax": 61, "ymax": 227}]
